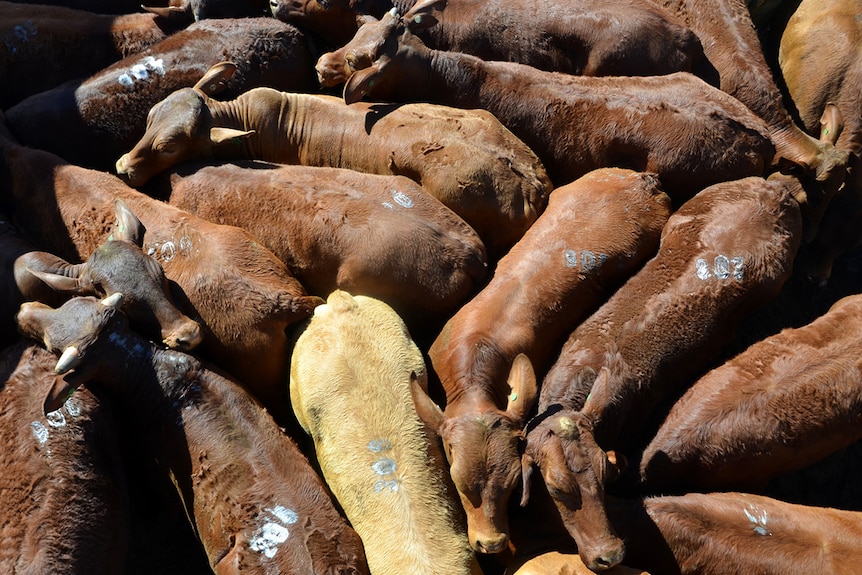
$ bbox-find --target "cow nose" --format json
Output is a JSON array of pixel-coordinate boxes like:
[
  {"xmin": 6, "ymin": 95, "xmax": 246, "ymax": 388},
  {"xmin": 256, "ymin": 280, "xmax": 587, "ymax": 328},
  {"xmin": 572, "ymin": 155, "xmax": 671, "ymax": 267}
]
[
  {"xmin": 586, "ymin": 544, "xmax": 625, "ymax": 571},
  {"xmin": 163, "ymin": 321, "xmax": 203, "ymax": 351},
  {"xmin": 474, "ymin": 533, "xmax": 508, "ymax": 554}
]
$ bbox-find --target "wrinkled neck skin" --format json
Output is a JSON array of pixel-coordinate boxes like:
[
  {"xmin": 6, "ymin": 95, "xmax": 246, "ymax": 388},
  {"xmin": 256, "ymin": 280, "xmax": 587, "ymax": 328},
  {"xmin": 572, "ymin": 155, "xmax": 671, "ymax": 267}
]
[{"xmin": 207, "ymin": 88, "xmax": 306, "ymax": 165}]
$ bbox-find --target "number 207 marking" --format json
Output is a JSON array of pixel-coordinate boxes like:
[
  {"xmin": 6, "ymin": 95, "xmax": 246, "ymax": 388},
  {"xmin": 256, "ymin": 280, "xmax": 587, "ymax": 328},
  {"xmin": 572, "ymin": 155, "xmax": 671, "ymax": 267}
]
[{"xmin": 696, "ymin": 255, "xmax": 744, "ymax": 280}]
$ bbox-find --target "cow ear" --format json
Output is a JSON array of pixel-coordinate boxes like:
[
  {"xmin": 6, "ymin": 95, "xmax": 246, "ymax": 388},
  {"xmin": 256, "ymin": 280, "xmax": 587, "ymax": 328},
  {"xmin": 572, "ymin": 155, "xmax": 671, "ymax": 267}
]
[
  {"xmin": 26, "ymin": 267, "xmax": 85, "ymax": 295},
  {"xmin": 605, "ymin": 450, "xmax": 627, "ymax": 483},
  {"xmin": 112, "ymin": 199, "xmax": 146, "ymax": 246},
  {"xmin": 209, "ymin": 127, "xmax": 255, "ymax": 145},
  {"xmin": 343, "ymin": 59, "xmax": 386, "ymax": 105},
  {"xmin": 520, "ymin": 453, "xmax": 534, "ymax": 507},
  {"xmin": 410, "ymin": 374, "xmax": 446, "ymax": 433},
  {"xmin": 402, "ymin": 0, "xmax": 444, "ymax": 28},
  {"xmin": 193, "ymin": 62, "xmax": 238, "ymax": 97},
  {"xmin": 506, "ymin": 353, "xmax": 538, "ymax": 425},
  {"xmin": 820, "ymin": 102, "xmax": 844, "ymax": 146},
  {"xmin": 44, "ymin": 363, "xmax": 95, "ymax": 415}
]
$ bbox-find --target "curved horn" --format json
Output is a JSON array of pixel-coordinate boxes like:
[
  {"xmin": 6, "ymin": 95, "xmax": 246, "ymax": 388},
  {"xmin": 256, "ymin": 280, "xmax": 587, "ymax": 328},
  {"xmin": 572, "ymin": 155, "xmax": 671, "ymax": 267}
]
[
  {"xmin": 55, "ymin": 346, "xmax": 81, "ymax": 374},
  {"xmin": 101, "ymin": 292, "xmax": 124, "ymax": 308}
]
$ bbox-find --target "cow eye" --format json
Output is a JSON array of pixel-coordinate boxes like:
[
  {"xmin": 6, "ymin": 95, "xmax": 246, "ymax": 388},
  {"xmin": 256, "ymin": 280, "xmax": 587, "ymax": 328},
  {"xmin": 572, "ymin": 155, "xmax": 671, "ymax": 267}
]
[{"xmin": 317, "ymin": 0, "xmax": 329, "ymax": 8}]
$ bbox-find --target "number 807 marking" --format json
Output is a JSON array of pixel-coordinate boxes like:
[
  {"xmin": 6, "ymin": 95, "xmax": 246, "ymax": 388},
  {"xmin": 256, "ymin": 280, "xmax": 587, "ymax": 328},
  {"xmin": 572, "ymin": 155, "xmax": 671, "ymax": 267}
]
[{"xmin": 696, "ymin": 255, "xmax": 744, "ymax": 280}]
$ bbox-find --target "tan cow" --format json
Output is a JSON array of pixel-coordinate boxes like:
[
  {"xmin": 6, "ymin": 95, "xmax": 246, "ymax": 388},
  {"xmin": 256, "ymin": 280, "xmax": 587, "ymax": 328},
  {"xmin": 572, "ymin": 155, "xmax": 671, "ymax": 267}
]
[
  {"xmin": 415, "ymin": 168, "xmax": 672, "ymax": 556},
  {"xmin": 290, "ymin": 290, "xmax": 481, "ymax": 575},
  {"xmin": 115, "ymin": 62, "xmax": 552, "ymax": 259}
]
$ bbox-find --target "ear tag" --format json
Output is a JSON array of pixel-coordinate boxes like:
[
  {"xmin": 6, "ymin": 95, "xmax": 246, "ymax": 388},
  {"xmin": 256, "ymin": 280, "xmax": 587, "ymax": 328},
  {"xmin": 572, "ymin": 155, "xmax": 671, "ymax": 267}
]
[{"xmin": 509, "ymin": 391, "xmax": 518, "ymax": 402}]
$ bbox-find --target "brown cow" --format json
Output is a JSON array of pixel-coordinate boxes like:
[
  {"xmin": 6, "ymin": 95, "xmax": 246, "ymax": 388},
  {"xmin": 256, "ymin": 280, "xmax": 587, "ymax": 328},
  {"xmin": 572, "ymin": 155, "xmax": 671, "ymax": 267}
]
[
  {"xmin": 335, "ymin": 2, "xmax": 774, "ymax": 201},
  {"xmin": 640, "ymin": 292, "xmax": 862, "ymax": 493},
  {"xmin": 779, "ymin": 0, "xmax": 862, "ymax": 277},
  {"xmin": 145, "ymin": 0, "xmax": 271, "ymax": 21},
  {"xmin": 0, "ymin": 114, "xmax": 322, "ymax": 426},
  {"xmin": 306, "ymin": 0, "xmax": 704, "ymax": 82},
  {"xmin": 607, "ymin": 492, "xmax": 862, "ymax": 575},
  {"xmin": 643, "ymin": 0, "xmax": 849, "ymax": 223},
  {"xmin": 290, "ymin": 290, "xmax": 481, "ymax": 575},
  {"xmin": 116, "ymin": 62, "xmax": 552, "ymax": 258},
  {"xmin": 413, "ymin": 168, "xmax": 672, "ymax": 555},
  {"xmin": 0, "ymin": 200, "xmax": 203, "ymax": 353},
  {"xmin": 523, "ymin": 175, "xmax": 802, "ymax": 570},
  {"xmin": 0, "ymin": 1, "xmax": 186, "ymax": 109},
  {"xmin": 5, "ymin": 17, "xmax": 315, "ymax": 172},
  {"xmin": 16, "ymin": 294, "xmax": 370, "ymax": 575},
  {"xmin": 149, "ymin": 160, "xmax": 487, "ymax": 338},
  {"xmin": 0, "ymin": 339, "xmax": 128, "ymax": 575}
]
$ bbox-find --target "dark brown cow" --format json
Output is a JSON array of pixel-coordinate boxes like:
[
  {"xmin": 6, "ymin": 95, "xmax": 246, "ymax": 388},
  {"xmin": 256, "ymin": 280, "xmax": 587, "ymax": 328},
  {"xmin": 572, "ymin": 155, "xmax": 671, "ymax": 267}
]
[
  {"xmin": 607, "ymin": 492, "xmax": 862, "ymax": 575},
  {"xmin": 1, "ymin": 0, "xmax": 164, "ymax": 14},
  {"xmin": 0, "ymin": 115, "xmax": 322, "ymax": 426},
  {"xmin": 116, "ymin": 63, "xmax": 552, "ymax": 259},
  {"xmin": 305, "ymin": 0, "xmax": 705, "ymax": 82},
  {"xmin": 640, "ymin": 292, "xmax": 862, "ymax": 493},
  {"xmin": 0, "ymin": 200, "xmax": 203, "ymax": 353},
  {"xmin": 0, "ymin": 340, "xmax": 128, "ymax": 575},
  {"xmin": 412, "ymin": 168, "xmax": 672, "ymax": 555},
  {"xmin": 149, "ymin": 159, "xmax": 488, "ymax": 337},
  {"xmin": 0, "ymin": 1, "xmax": 186, "ymax": 109},
  {"xmin": 16, "ymin": 294, "xmax": 370, "ymax": 575},
  {"xmin": 145, "ymin": 0, "xmax": 271, "ymax": 21},
  {"xmin": 335, "ymin": 3, "xmax": 774, "ymax": 200},
  {"xmin": 643, "ymin": 0, "xmax": 849, "ymax": 220},
  {"xmin": 523, "ymin": 175, "xmax": 802, "ymax": 570},
  {"xmin": 5, "ymin": 17, "xmax": 315, "ymax": 172}
]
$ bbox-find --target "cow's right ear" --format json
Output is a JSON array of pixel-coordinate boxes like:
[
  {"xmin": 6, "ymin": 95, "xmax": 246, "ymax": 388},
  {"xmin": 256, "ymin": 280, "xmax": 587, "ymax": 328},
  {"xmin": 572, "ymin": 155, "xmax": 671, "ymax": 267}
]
[
  {"xmin": 193, "ymin": 62, "xmax": 238, "ymax": 97},
  {"xmin": 112, "ymin": 199, "xmax": 146, "ymax": 247},
  {"xmin": 819, "ymin": 102, "xmax": 844, "ymax": 146},
  {"xmin": 410, "ymin": 375, "xmax": 446, "ymax": 433},
  {"xmin": 520, "ymin": 453, "xmax": 534, "ymax": 507}
]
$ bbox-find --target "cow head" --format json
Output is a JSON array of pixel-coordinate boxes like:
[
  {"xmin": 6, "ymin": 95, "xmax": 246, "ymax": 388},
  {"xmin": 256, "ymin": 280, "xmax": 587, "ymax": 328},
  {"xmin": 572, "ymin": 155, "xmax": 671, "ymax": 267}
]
[
  {"xmin": 24, "ymin": 199, "xmax": 202, "ymax": 352},
  {"xmin": 413, "ymin": 353, "xmax": 537, "ymax": 554},
  {"xmin": 271, "ymin": 0, "xmax": 371, "ymax": 47},
  {"xmin": 522, "ymin": 408, "xmax": 625, "ymax": 571},
  {"xmin": 115, "ymin": 62, "xmax": 253, "ymax": 187},
  {"xmin": 16, "ymin": 293, "xmax": 126, "ymax": 414},
  {"xmin": 335, "ymin": 0, "xmax": 442, "ymax": 104}
]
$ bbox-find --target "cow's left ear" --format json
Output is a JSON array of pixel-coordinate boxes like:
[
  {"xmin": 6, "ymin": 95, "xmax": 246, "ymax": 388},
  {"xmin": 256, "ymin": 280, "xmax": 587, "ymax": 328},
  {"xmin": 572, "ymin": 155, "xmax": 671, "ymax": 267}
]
[
  {"xmin": 209, "ymin": 128, "xmax": 255, "ymax": 145},
  {"xmin": 506, "ymin": 353, "xmax": 538, "ymax": 425},
  {"xmin": 819, "ymin": 102, "xmax": 843, "ymax": 145},
  {"xmin": 343, "ymin": 56, "xmax": 390, "ymax": 104},
  {"xmin": 520, "ymin": 452, "xmax": 535, "ymax": 507},
  {"xmin": 112, "ymin": 199, "xmax": 146, "ymax": 247}
]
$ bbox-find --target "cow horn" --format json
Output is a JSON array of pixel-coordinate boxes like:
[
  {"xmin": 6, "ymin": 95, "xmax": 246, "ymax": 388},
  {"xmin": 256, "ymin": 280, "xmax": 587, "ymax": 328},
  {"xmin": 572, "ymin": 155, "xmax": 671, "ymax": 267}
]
[
  {"xmin": 101, "ymin": 292, "xmax": 124, "ymax": 308},
  {"xmin": 55, "ymin": 346, "xmax": 81, "ymax": 374}
]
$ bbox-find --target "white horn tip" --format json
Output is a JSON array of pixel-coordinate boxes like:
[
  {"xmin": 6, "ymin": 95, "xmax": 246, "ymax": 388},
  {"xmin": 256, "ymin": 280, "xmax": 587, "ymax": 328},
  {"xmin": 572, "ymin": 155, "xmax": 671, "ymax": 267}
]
[
  {"xmin": 101, "ymin": 292, "xmax": 124, "ymax": 308},
  {"xmin": 55, "ymin": 346, "xmax": 81, "ymax": 374}
]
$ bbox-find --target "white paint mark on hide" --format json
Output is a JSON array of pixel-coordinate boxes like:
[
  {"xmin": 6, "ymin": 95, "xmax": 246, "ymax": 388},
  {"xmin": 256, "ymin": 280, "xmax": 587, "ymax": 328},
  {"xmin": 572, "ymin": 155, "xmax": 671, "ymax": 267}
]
[
  {"xmin": 382, "ymin": 202, "xmax": 394, "ymax": 210},
  {"xmin": 118, "ymin": 56, "xmax": 166, "ymax": 88},
  {"xmin": 696, "ymin": 255, "xmax": 745, "ymax": 281},
  {"xmin": 3, "ymin": 21, "xmax": 36, "ymax": 54},
  {"xmin": 147, "ymin": 236, "xmax": 193, "ymax": 263},
  {"xmin": 743, "ymin": 504, "xmax": 772, "ymax": 536},
  {"xmin": 249, "ymin": 505, "xmax": 299, "ymax": 559},
  {"xmin": 368, "ymin": 438, "xmax": 400, "ymax": 492},
  {"xmin": 64, "ymin": 398, "xmax": 81, "ymax": 417},
  {"xmin": 391, "ymin": 190, "xmax": 414, "ymax": 208},
  {"xmin": 45, "ymin": 409, "xmax": 66, "ymax": 428},
  {"xmin": 30, "ymin": 421, "xmax": 49, "ymax": 444},
  {"xmin": 564, "ymin": 249, "xmax": 608, "ymax": 272}
]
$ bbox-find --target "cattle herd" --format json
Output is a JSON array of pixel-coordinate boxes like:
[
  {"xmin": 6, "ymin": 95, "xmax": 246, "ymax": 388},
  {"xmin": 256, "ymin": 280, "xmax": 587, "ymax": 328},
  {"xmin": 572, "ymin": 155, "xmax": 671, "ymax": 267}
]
[{"xmin": 1, "ymin": 0, "xmax": 861, "ymax": 573}]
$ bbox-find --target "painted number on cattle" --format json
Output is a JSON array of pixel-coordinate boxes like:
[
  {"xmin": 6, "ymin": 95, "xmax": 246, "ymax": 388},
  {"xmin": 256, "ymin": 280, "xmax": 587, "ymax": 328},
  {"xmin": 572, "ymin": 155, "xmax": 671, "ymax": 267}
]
[
  {"xmin": 564, "ymin": 249, "xmax": 607, "ymax": 273},
  {"xmin": 249, "ymin": 505, "xmax": 299, "ymax": 559},
  {"xmin": 382, "ymin": 190, "xmax": 415, "ymax": 210},
  {"xmin": 2, "ymin": 21, "xmax": 36, "ymax": 54},
  {"xmin": 368, "ymin": 438, "xmax": 400, "ymax": 493},
  {"xmin": 743, "ymin": 504, "xmax": 772, "ymax": 536},
  {"xmin": 118, "ymin": 56, "xmax": 166, "ymax": 88},
  {"xmin": 696, "ymin": 255, "xmax": 744, "ymax": 281}
]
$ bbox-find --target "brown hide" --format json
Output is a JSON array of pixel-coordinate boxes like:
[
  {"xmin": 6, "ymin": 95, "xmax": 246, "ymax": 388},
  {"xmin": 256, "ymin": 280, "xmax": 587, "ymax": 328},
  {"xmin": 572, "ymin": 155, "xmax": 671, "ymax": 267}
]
[
  {"xmin": 645, "ymin": 0, "xmax": 848, "ymax": 212},
  {"xmin": 422, "ymin": 169, "xmax": 671, "ymax": 559},
  {"xmin": 0, "ymin": 127, "xmax": 322, "ymax": 426},
  {"xmin": 525, "ymin": 176, "xmax": 802, "ymax": 570},
  {"xmin": 160, "ymin": 0, "xmax": 271, "ymax": 21},
  {"xmin": 290, "ymin": 290, "xmax": 480, "ymax": 575},
  {"xmin": 1, "ymin": 0, "xmax": 163, "ymax": 14},
  {"xmin": 118, "ymin": 78, "xmax": 551, "ymax": 259},
  {"xmin": 15, "ymin": 296, "xmax": 370, "ymax": 575},
  {"xmin": 337, "ymin": 10, "xmax": 773, "ymax": 198},
  {"xmin": 779, "ymin": 0, "xmax": 862, "ymax": 158},
  {"xmin": 0, "ymin": 2, "xmax": 183, "ymax": 109},
  {"xmin": 0, "ymin": 341, "xmax": 128, "ymax": 575},
  {"xmin": 5, "ymin": 17, "xmax": 315, "ymax": 171},
  {"xmin": 507, "ymin": 552, "xmax": 650, "ymax": 575},
  {"xmin": 609, "ymin": 492, "xmax": 862, "ymax": 575},
  {"xmin": 150, "ymin": 160, "xmax": 487, "ymax": 337},
  {"xmin": 311, "ymin": 0, "xmax": 704, "ymax": 80},
  {"xmin": 640, "ymin": 292, "xmax": 862, "ymax": 492}
]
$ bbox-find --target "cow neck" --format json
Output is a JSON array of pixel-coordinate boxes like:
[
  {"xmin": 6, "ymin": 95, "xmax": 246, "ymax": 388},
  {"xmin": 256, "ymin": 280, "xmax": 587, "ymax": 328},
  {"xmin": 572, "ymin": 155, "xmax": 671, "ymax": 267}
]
[
  {"xmin": 208, "ymin": 88, "xmax": 303, "ymax": 165},
  {"xmin": 423, "ymin": 49, "xmax": 485, "ymax": 109},
  {"xmin": 439, "ymin": 336, "xmax": 512, "ymax": 409}
]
